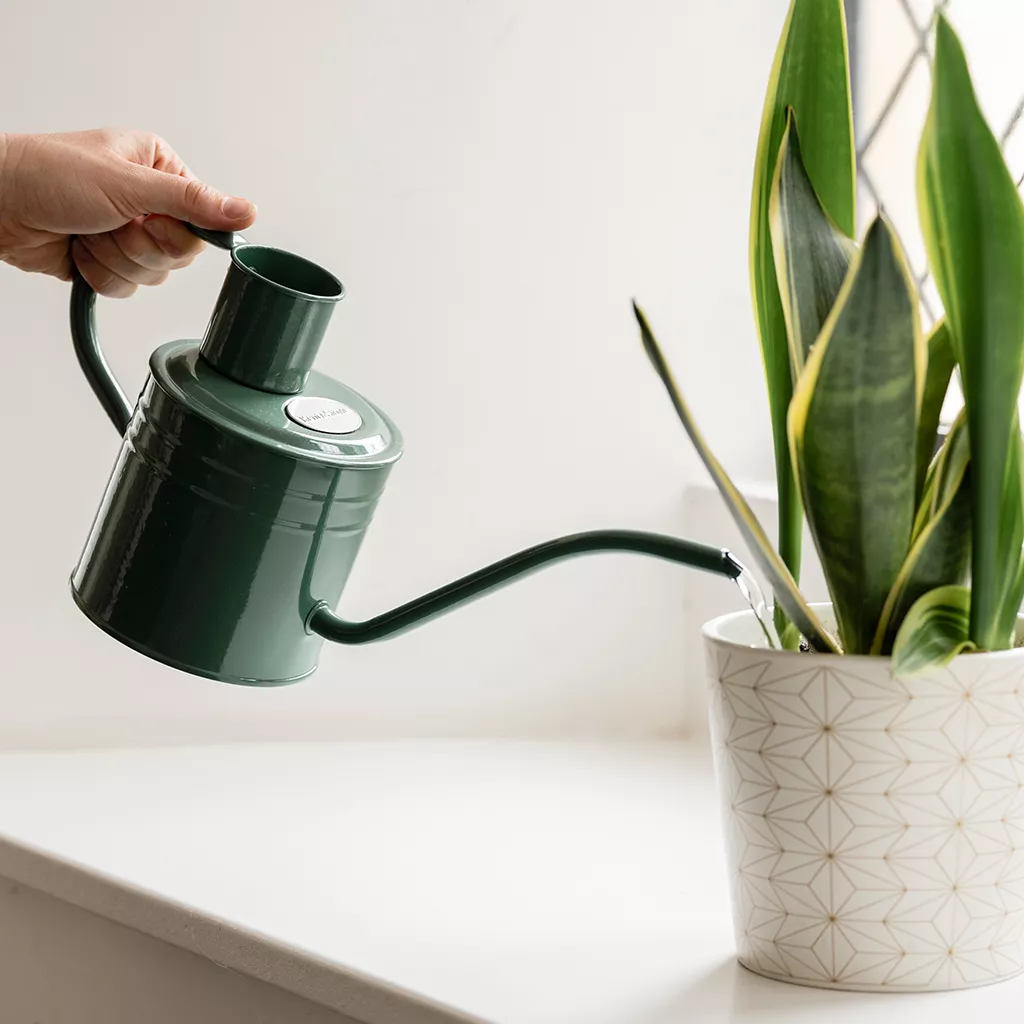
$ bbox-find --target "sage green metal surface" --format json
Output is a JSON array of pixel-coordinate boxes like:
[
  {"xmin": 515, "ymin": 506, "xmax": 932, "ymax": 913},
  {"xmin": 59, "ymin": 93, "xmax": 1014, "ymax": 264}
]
[
  {"xmin": 72, "ymin": 357, "xmax": 395, "ymax": 683},
  {"xmin": 70, "ymin": 230, "xmax": 399, "ymax": 684},
  {"xmin": 199, "ymin": 246, "xmax": 344, "ymax": 394},
  {"xmin": 150, "ymin": 341, "xmax": 401, "ymax": 466},
  {"xmin": 187, "ymin": 226, "xmax": 246, "ymax": 250},
  {"xmin": 70, "ymin": 219, "xmax": 742, "ymax": 686},
  {"xmin": 70, "ymin": 277, "xmax": 132, "ymax": 434},
  {"xmin": 308, "ymin": 531, "xmax": 741, "ymax": 644}
]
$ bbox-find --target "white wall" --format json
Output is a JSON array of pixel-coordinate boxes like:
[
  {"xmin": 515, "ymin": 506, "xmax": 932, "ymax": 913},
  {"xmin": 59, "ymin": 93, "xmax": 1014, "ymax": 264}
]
[{"xmin": 0, "ymin": 0, "xmax": 785, "ymax": 746}]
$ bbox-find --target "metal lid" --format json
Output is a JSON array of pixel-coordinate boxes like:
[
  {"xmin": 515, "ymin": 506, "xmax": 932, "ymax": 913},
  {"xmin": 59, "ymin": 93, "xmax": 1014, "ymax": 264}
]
[{"xmin": 149, "ymin": 340, "xmax": 404, "ymax": 469}]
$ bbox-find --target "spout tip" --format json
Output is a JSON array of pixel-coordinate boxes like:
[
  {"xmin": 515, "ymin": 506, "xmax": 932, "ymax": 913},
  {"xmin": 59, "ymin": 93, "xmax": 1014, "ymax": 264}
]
[{"xmin": 722, "ymin": 550, "xmax": 744, "ymax": 580}]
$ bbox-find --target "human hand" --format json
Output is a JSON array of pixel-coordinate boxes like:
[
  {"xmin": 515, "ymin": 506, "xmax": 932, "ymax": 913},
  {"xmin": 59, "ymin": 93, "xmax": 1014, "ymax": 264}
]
[{"xmin": 0, "ymin": 128, "xmax": 256, "ymax": 297}]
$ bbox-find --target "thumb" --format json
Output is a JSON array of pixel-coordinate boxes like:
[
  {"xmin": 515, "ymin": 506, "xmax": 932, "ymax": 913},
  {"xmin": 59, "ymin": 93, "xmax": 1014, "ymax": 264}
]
[{"xmin": 129, "ymin": 167, "xmax": 257, "ymax": 230}]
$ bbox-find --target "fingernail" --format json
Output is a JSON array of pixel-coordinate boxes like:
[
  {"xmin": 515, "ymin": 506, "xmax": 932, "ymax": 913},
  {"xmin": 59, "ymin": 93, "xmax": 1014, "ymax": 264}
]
[
  {"xmin": 142, "ymin": 217, "xmax": 184, "ymax": 257},
  {"xmin": 221, "ymin": 196, "xmax": 252, "ymax": 220}
]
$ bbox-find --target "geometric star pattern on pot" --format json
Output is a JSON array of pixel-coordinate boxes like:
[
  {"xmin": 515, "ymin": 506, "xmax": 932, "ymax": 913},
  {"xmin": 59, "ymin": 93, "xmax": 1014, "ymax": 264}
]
[{"xmin": 706, "ymin": 636, "xmax": 1024, "ymax": 991}]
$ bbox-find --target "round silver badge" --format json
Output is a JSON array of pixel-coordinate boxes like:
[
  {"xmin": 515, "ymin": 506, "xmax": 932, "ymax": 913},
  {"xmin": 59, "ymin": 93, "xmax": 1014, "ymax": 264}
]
[{"xmin": 284, "ymin": 396, "xmax": 363, "ymax": 435}]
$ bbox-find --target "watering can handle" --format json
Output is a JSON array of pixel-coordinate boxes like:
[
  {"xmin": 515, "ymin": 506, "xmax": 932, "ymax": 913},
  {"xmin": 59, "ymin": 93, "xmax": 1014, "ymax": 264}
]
[{"xmin": 69, "ymin": 224, "xmax": 245, "ymax": 434}]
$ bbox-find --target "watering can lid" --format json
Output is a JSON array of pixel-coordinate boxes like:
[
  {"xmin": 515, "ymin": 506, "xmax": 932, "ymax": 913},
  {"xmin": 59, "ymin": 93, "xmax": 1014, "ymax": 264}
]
[{"xmin": 150, "ymin": 339, "xmax": 404, "ymax": 469}]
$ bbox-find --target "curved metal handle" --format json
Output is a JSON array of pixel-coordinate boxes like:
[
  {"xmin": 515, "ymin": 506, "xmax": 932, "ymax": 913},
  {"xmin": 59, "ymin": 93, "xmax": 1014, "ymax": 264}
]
[
  {"xmin": 70, "ymin": 223, "xmax": 246, "ymax": 434},
  {"xmin": 307, "ymin": 529, "xmax": 743, "ymax": 645}
]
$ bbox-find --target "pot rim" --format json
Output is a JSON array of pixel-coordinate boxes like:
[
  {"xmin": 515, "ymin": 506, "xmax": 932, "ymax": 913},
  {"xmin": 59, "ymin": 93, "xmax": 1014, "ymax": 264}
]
[{"xmin": 702, "ymin": 602, "xmax": 1024, "ymax": 666}]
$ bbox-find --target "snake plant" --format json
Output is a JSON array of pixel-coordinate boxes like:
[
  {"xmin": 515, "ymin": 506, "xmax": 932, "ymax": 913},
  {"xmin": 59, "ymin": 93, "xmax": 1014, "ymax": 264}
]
[{"xmin": 635, "ymin": 3, "xmax": 1024, "ymax": 678}]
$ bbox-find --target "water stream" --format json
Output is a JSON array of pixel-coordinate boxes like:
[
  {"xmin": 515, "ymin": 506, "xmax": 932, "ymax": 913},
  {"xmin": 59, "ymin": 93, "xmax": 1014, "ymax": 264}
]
[{"xmin": 732, "ymin": 564, "xmax": 780, "ymax": 649}]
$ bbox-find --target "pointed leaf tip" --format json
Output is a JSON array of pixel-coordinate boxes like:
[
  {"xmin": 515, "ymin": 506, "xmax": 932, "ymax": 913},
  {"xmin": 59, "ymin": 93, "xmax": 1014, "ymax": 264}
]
[
  {"xmin": 788, "ymin": 197, "xmax": 920, "ymax": 653},
  {"xmin": 749, "ymin": 0, "xmax": 855, "ymax": 594},
  {"xmin": 863, "ymin": 211, "xmax": 890, "ymax": 243},
  {"xmin": 633, "ymin": 302, "xmax": 663, "ymax": 374},
  {"xmin": 935, "ymin": 10, "xmax": 954, "ymax": 44},
  {"xmin": 769, "ymin": 116, "xmax": 856, "ymax": 375},
  {"xmin": 632, "ymin": 307, "xmax": 838, "ymax": 652}
]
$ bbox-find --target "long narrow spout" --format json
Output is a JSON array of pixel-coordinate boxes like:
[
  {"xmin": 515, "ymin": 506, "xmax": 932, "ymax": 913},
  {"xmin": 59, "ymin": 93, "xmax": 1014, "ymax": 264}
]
[{"xmin": 307, "ymin": 529, "xmax": 741, "ymax": 645}]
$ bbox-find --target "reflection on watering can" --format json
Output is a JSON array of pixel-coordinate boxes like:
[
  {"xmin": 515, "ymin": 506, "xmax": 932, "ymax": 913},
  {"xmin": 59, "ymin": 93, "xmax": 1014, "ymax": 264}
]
[{"xmin": 69, "ymin": 226, "xmax": 742, "ymax": 685}]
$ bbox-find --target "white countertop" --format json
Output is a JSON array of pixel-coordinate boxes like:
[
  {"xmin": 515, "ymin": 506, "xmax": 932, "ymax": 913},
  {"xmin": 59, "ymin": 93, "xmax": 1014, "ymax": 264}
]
[{"xmin": 0, "ymin": 740, "xmax": 1020, "ymax": 1023}]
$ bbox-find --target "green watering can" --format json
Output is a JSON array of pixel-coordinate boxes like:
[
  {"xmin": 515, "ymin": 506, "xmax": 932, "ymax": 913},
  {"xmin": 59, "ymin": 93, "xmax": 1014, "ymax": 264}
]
[{"xmin": 70, "ymin": 227, "xmax": 742, "ymax": 685}]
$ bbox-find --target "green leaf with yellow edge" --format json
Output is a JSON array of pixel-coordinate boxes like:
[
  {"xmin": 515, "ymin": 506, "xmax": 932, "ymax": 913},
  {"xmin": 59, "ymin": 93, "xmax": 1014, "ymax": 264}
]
[
  {"xmin": 788, "ymin": 215, "xmax": 924, "ymax": 654},
  {"xmin": 892, "ymin": 585, "xmax": 975, "ymax": 680},
  {"xmin": 769, "ymin": 109, "xmax": 856, "ymax": 377},
  {"xmin": 750, "ymin": 0, "xmax": 856, "ymax": 608},
  {"xmin": 633, "ymin": 301, "xmax": 838, "ymax": 653},
  {"xmin": 911, "ymin": 409, "xmax": 968, "ymax": 539},
  {"xmin": 995, "ymin": 431, "xmax": 1024, "ymax": 644},
  {"xmin": 872, "ymin": 411, "xmax": 970, "ymax": 655},
  {"xmin": 915, "ymin": 319, "xmax": 956, "ymax": 505},
  {"xmin": 917, "ymin": 13, "xmax": 1024, "ymax": 649},
  {"xmin": 998, "ymin": 554, "xmax": 1024, "ymax": 648}
]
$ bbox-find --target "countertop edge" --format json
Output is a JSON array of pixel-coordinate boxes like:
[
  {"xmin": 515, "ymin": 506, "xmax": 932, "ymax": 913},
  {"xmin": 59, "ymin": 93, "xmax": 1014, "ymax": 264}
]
[{"xmin": 0, "ymin": 829, "xmax": 485, "ymax": 1024}]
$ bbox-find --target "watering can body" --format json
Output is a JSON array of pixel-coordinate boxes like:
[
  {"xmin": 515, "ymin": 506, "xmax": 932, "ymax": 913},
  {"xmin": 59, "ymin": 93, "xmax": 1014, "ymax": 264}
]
[
  {"xmin": 71, "ymin": 233, "xmax": 403, "ymax": 684},
  {"xmin": 69, "ymin": 225, "xmax": 742, "ymax": 685},
  {"xmin": 72, "ymin": 347, "xmax": 401, "ymax": 685}
]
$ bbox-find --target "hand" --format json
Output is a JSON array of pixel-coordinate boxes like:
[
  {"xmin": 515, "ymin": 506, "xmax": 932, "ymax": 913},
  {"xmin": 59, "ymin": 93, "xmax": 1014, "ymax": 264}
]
[{"xmin": 0, "ymin": 128, "xmax": 257, "ymax": 297}]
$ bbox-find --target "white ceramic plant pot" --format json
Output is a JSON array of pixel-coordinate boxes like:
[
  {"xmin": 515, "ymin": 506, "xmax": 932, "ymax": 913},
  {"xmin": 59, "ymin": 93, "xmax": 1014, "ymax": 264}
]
[{"xmin": 704, "ymin": 604, "xmax": 1024, "ymax": 992}]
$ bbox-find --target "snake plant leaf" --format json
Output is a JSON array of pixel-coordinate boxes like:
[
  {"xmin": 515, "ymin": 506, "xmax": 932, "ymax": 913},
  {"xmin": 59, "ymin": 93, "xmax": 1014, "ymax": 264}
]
[
  {"xmin": 872, "ymin": 411, "xmax": 971, "ymax": 655},
  {"xmin": 997, "ymin": 424, "xmax": 1024, "ymax": 582},
  {"xmin": 912, "ymin": 409, "xmax": 969, "ymax": 539},
  {"xmin": 769, "ymin": 109, "xmax": 857, "ymax": 377},
  {"xmin": 788, "ymin": 215, "xmax": 924, "ymax": 654},
  {"xmin": 779, "ymin": 621, "xmax": 802, "ymax": 651},
  {"xmin": 892, "ymin": 585, "xmax": 975, "ymax": 679},
  {"xmin": 915, "ymin": 319, "xmax": 956, "ymax": 505},
  {"xmin": 750, "ymin": 0, "xmax": 856, "ymax": 596},
  {"xmin": 917, "ymin": 13, "xmax": 1024, "ymax": 650},
  {"xmin": 633, "ymin": 301, "xmax": 838, "ymax": 653},
  {"xmin": 995, "ymin": 431, "xmax": 1024, "ymax": 644},
  {"xmin": 998, "ymin": 554, "xmax": 1024, "ymax": 647}
]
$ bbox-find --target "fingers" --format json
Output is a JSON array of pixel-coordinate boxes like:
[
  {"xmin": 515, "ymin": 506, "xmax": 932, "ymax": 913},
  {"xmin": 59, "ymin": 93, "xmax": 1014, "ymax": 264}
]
[
  {"xmin": 128, "ymin": 164, "xmax": 256, "ymax": 232},
  {"xmin": 137, "ymin": 215, "xmax": 205, "ymax": 264},
  {"xmin": 72, "ymin": 239, "xmax": 138, "ymax": 298},
  {"xmin": 72, "ymin": 215, "xmax": 205, "ymax": 298}
]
